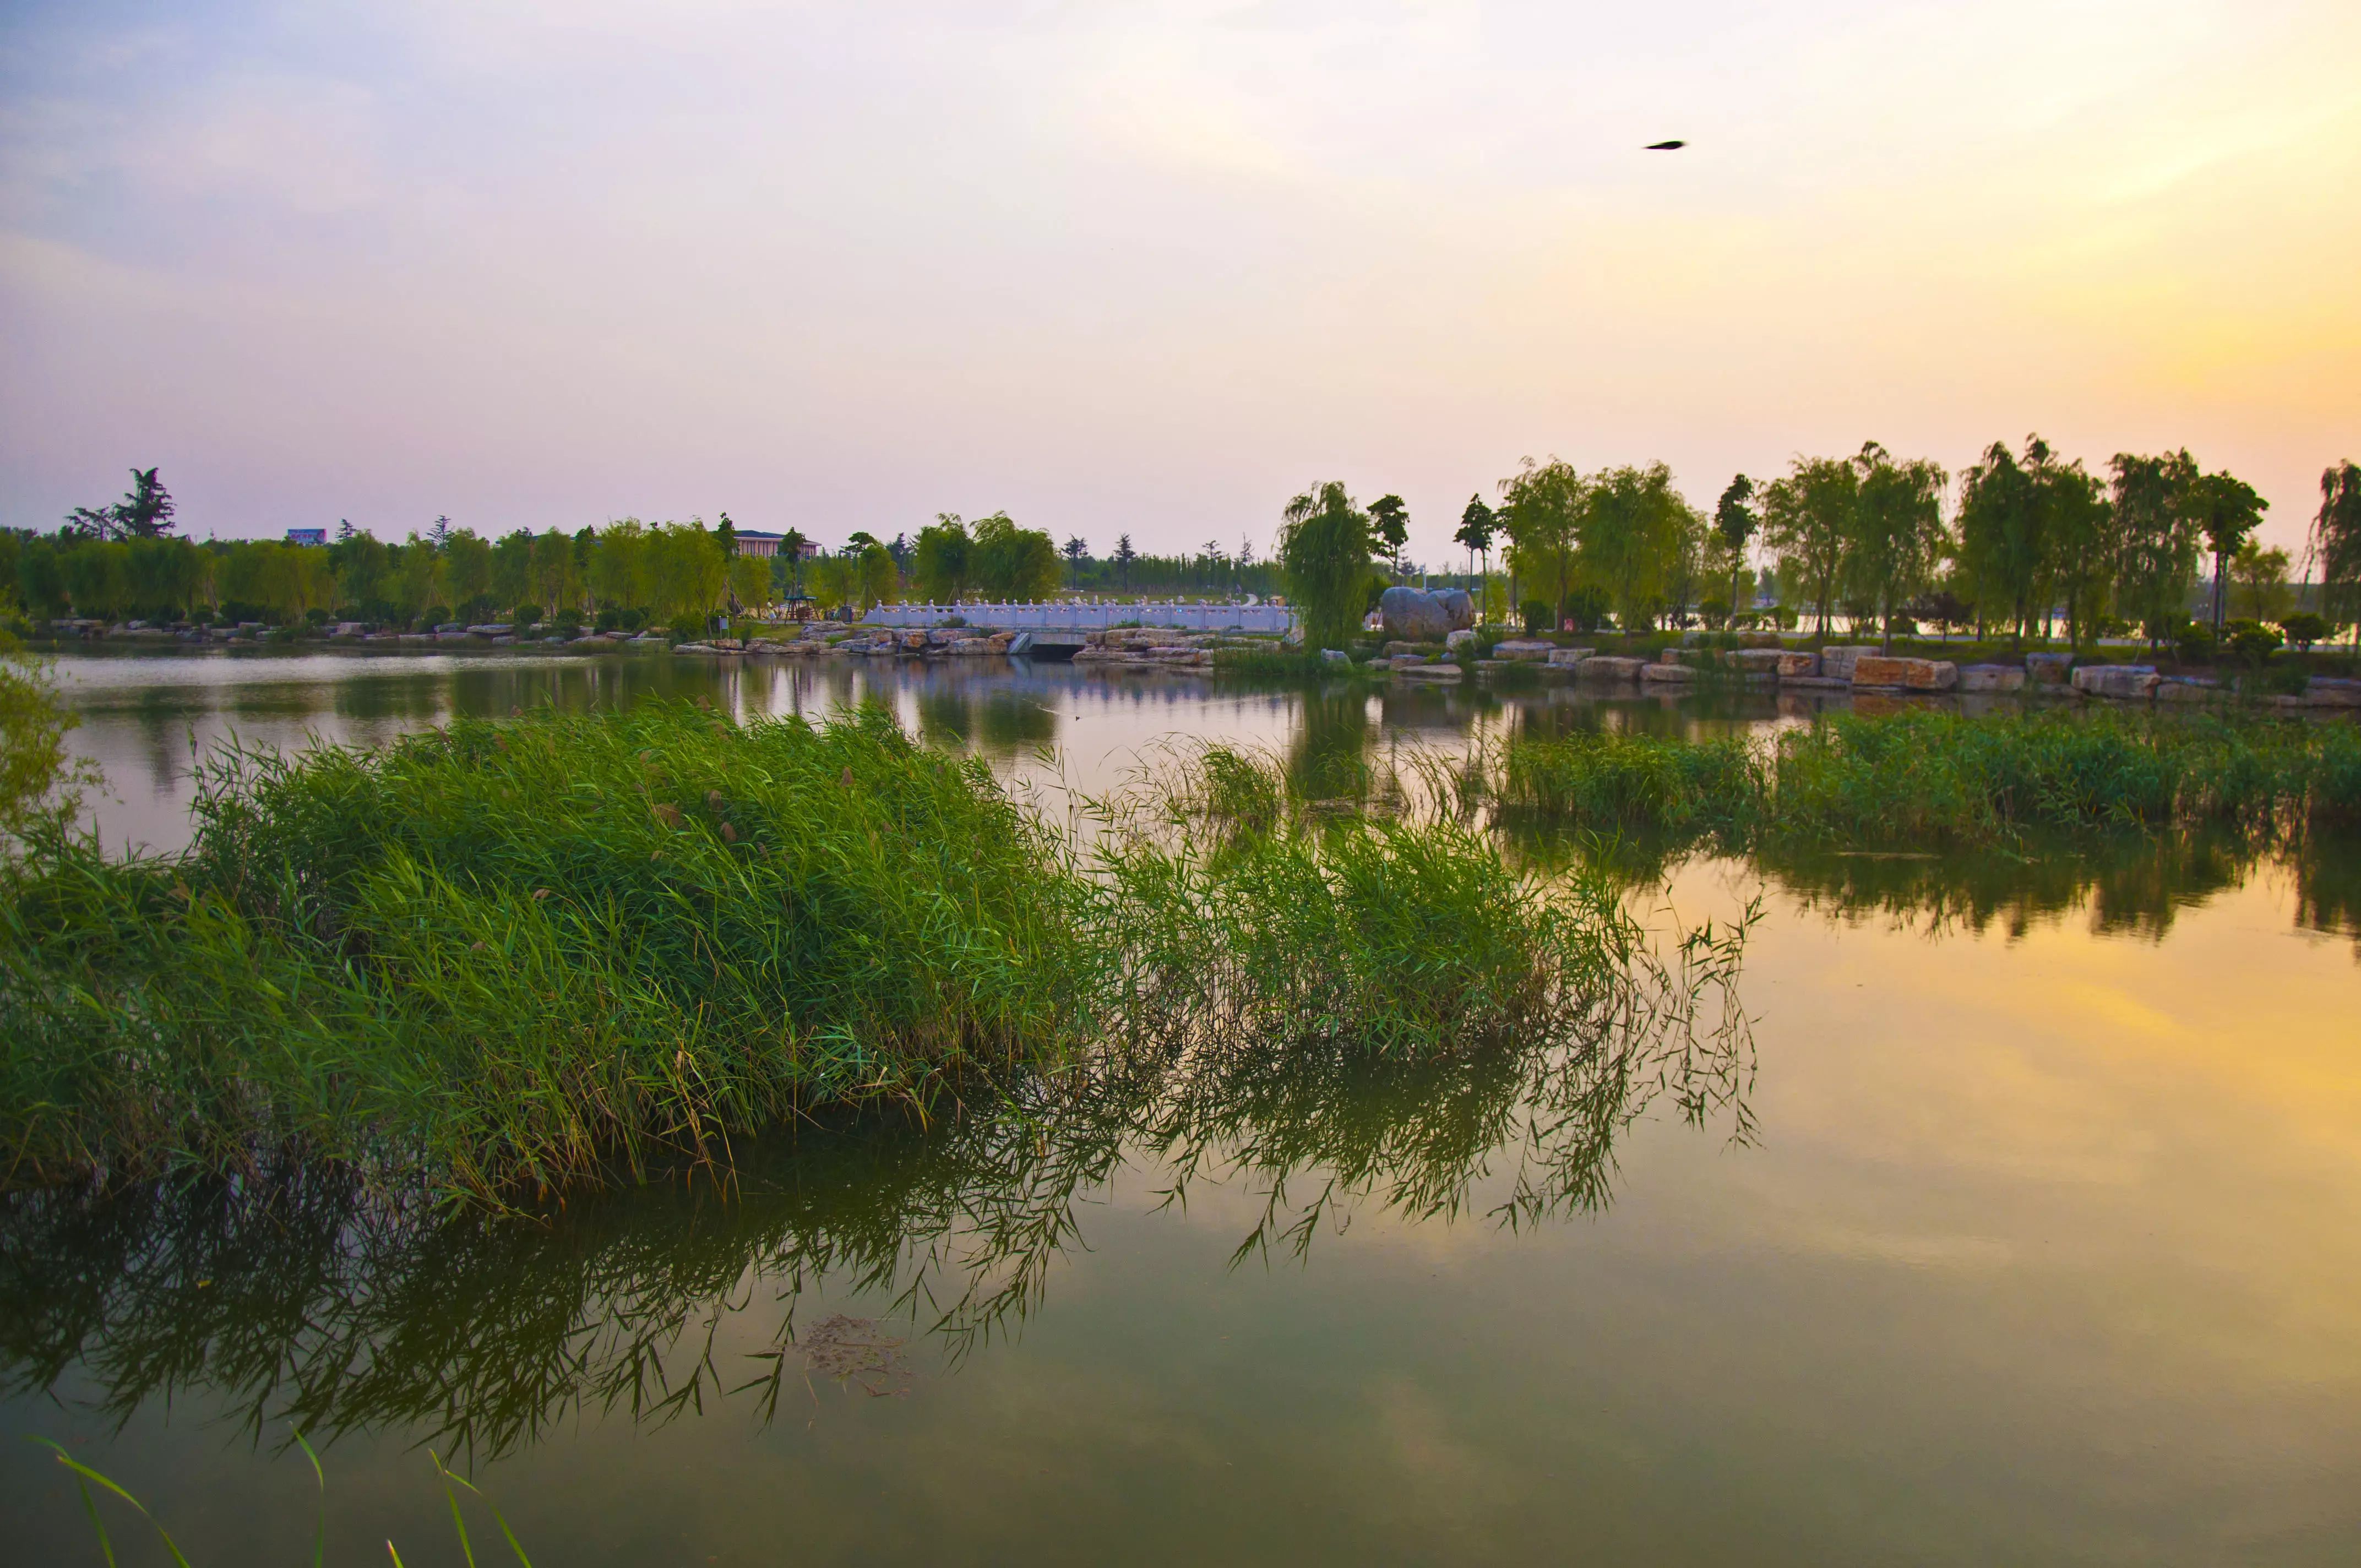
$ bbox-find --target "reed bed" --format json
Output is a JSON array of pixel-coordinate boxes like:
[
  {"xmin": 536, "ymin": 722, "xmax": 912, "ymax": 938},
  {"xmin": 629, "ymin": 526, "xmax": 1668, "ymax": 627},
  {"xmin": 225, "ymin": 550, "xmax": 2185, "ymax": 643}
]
[
  {"xmin": 1, "ymin": 703, "xmax": 1101, "ymax": 1201},
  {"xmin": 1501, "ymin": 709, "xmax": 2361, "ymax": 849},
  {"xmin": 2, "ymin": 707, "xmax": 1689, "ymax": 1206},
  {"xmin": 1502, "ymin": 729, "xmax": 1760, "ymax": 842}
]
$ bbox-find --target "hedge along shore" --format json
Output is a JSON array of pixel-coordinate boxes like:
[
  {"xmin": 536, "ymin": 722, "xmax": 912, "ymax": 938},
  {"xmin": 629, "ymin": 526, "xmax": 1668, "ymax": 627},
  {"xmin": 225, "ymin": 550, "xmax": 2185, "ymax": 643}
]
[{"xmin": 0, "ymin": 704, "xmax": 1704, "ymax": 1208}]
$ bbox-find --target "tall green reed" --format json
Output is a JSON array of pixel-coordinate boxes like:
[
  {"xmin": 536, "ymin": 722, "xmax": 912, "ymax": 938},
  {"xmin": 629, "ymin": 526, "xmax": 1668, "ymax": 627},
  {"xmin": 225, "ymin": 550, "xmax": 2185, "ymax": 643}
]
[
  {"xmin": 1501, "ymin": 709, "xmax": 2360, "ymax": 849},
  {"xmin": 6, "ymin": 706, "xmax": 1712, "ymax": 1207},
  {"xmin": 2, "ymin": 703, "xmax": 1101, "ymax": 1202}
]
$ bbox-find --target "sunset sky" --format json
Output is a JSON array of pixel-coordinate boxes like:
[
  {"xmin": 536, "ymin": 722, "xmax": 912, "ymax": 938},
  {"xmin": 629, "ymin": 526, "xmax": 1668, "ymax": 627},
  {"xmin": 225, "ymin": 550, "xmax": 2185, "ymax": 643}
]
[{"xmin": 3, "ymin": 0, "xmax": 2355, "ymax": 563}]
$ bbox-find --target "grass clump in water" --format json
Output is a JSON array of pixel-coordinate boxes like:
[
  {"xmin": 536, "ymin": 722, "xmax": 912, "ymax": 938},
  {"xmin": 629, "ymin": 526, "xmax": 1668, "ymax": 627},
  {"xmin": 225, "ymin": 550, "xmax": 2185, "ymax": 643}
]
[
  {"xmin": 1501, "ymin": 727, "xmax": 1762, "ymax": 841},
  {"xmin": 1095, "ymin": 744, "xmax": 1654, "ymax": 1057},
  {"xmin": 1767, "ymin": 709, "xmax": 2360, "ymax": 845},
  {"xmin": 2, "ymin": 702, "xmax": 1101, "ymax": 1201},
  {"xmin": 4, "ymin": 712, "xmax": 1715, "ymax": 1206},
  {"xmin": 1503, "ymin": 709, "xmax": 2360, "ymax": 850}
]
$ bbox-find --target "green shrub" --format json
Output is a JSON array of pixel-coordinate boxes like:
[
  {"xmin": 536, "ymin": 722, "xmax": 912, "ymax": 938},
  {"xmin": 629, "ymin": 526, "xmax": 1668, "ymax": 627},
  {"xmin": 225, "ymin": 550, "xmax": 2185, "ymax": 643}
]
[
  {"xmin": 2280, "ymin": 611, "xmax": 2328, "ymax": 652},
  {"xmin": 2226, "ymin": 620, "xmax": 2283, "ymax": 664}
]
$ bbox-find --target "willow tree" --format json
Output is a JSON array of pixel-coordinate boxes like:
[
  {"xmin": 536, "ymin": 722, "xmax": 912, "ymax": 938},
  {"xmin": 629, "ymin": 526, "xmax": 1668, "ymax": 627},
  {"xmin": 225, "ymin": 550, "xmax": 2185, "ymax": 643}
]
[
  {"xmin": 2314, "ymin": 460, "xmax": 2361, "ymax": 647},
  {"xmin": 970, "ymin": 511, "xmax": 1062, "ymax": 601},
  {"xmin": 1277, "ymin": 481, "xmax": 1373, "ymax": 650},
  {"xmin": 1579, "ymin": 462, "xmax": 1696, "ymax": 632},
  {"xmin": 912, "ymin": 515, "xmax": 973, "ymax": 603},
  {"xmin": 1761, "ymin": 456, "xmax": 1857, "ymax": 636},
  {"xmin": 2039, "ymin": 455, "xmax": 2112, "ymax": 649},
  {"xmin": 442, "ymin": 528, "xmax": 494, "ymax": 614},
  {"xmin": 1843, "ymin": 443, "xmax": 1949, "ymax": 652},
  {"xmin": 1497, "ymin": 458, "xmax": 1585, "ymax": 627},
  {"xmin": 1956, "ymin": 438, "xmax": 2044, "ymax": 646},
  {"xmin": 2110, "ymin": 450, "xmax": 2201, "ymax": 647}
]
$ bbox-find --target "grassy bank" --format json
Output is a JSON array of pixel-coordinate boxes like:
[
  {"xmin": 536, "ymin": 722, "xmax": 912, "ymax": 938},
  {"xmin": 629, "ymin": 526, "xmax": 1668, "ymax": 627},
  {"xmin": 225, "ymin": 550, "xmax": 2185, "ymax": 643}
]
[
  {"xmin": 1502, "ymin": 709, "xmax": 2361, "ymax": 848},
  {"xmin": 2, "ymin": 706, "xmax": 1682, "ymax": 1205}
]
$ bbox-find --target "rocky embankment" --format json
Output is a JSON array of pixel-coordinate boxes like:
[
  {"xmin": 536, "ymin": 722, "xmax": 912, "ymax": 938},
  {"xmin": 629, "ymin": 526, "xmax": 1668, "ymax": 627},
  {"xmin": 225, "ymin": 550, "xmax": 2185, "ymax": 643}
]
[{"xmin": 1377, "ymin": 639, "xmax": 2361, "ymax": 709}]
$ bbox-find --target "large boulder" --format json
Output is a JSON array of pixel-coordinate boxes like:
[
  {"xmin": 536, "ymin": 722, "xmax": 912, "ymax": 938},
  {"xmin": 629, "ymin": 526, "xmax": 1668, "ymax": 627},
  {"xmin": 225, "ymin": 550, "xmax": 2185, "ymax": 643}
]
[
  {"xmin": 1578, "ymin": 656, "xmax": 1647, "ymax": 682},
  {"xmin": 1432, "ymin": 589, "xmax": 1476, "ymax": 630},
  {"xmin": 1491, "ymin": 639, "xmax": 1555, "ymax": 662},
  {"xmin": 1849, "ymin": 655, "xmax": 1910, "ymax": 688},
  {"xmin": 1816, "ymin": 645, "xmax": 1884, "ymax": 682},
  {"xmin": 1957, "ymin": 663, "xmax": 2027, "ymax": 693},
  {"xmin": 2025, "ymin": 652, "xmax": 2074, "ymax": 686},
  {"xmin": 2070, "ymin": 664, "xmax": 2158, "ymax": 700},
  {"xmin": 1850, "ymin": 655, "xmax": 1957, "ymax": 691},
  {"xmin": 1546, "ymin": 647, "xmax": 1593, "ymax": 667},
  {"xmin": 1728, "ymin": 648, "xmax": 1788, "ymax": 674},
  {"xmin": 1775, "ymin": 650, "xmax": 1821, "ymax": 678},
  {"xmin": 1378, "ymin": 587, "xmax": 1454, "ymax": 642}
]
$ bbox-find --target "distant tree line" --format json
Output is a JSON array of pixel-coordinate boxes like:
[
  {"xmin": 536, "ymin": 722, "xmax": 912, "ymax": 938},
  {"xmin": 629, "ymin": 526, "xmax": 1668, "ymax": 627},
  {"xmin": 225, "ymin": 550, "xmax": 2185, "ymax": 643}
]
[
  {"xmin": 1434, "ymin": 444, "xmax": 2361, "ymax": 652},
  {"xmin": 11, "ymin": 455, "xmax": 2360, "ymax": 649},
  {"xmin": 3, "ymin": 499, "xmax": 769, "ymax": 638}
]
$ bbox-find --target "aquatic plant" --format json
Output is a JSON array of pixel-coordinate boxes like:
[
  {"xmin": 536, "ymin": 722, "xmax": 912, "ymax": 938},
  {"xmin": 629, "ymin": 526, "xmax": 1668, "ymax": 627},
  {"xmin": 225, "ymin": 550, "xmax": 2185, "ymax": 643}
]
[
  {"xmin": 3, "ymin": 706, "xmax": 1717, "ymax": 1208},
  {"xmin": 1502, "ymin": 726, "xmax": 1760, "ymax": 840},
  {"xmin": 1501, "ymin": 709, "xmax": 2360, "ymax": 848},
  {"xmin": 1092, "ymin": 743, "xmax": 1733, "ymax": 1062},
  {"xmin": 2, "ymin": 703, "xmax": 1102, "ymax": 1202},
  {"xmin": 24, "ymin": 1433, "xmax": 532, "ymax": 1566},
  {"xmin": 0, "ymin": 634, "xmax": 99, "ymax": 847}
]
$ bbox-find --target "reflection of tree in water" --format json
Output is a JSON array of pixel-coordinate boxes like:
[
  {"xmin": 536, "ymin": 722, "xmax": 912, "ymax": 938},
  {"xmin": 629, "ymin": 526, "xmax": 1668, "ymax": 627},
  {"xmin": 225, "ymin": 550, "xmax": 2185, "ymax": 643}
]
[
  {"xmin": 913, "ymin": 671, "xmax": 1060, "ymax": 761},
  {"xmin": 1288, "ymin": 689, "xmax": 1376, "ymax": 803},
  {"xmin": 1756, "ymin": 830, "xmax": 2260, "ymax": 942},
  {"xmin": 2293, "ymin": 829, "xmax": 2361, "ymax": 955},
  {"xmin": 0, "ymin": 940, "xmax": 1749, "ymax": 1463},
  {"xmin": 330, "ymin": 671, "xmax": 451, "ymax": 725}
]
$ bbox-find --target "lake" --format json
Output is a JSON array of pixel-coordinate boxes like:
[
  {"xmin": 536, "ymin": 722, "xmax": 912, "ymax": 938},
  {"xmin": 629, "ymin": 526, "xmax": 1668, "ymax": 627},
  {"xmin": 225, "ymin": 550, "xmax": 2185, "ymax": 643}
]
[{"xmin": 7, "ymin": 646, "xmax": 2360, "ymax": 1565}]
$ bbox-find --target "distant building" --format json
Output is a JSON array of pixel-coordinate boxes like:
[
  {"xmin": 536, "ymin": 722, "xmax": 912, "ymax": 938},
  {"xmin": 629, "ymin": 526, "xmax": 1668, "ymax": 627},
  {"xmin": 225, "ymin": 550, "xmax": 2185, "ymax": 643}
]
[
  {"xmin": 286, "ymin": 527, "xmax": 329, "ymax": 547},
  {"xmin": 732, "ymin": 531, "xmax": 821, "ymax": 560}
]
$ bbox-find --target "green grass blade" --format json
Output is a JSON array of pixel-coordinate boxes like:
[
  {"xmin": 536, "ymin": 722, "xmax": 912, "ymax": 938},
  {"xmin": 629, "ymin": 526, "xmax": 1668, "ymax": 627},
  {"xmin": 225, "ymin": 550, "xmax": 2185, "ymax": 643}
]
[
  {"xmin": 29, "ymin": 1438, "xmax": 193, "ymax": 1568},
  {"xmin": 447, "ymin": 1473, "xmax": 536, "ymax": 1567},
  {"xmin": 292, "ymin": 1426, "xmax": 327, "ymax": 1568},
  {"xmin": 430, "ymin": 1449, "xmax": 477, "ymax": 1568}
]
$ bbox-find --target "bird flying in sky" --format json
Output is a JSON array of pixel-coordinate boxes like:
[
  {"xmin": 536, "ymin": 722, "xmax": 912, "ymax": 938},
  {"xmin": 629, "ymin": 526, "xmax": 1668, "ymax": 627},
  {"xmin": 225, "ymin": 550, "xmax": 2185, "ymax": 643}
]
[{"xmin": 1646, "ymin": 139, "xmax": 1687, "ymax": 150}]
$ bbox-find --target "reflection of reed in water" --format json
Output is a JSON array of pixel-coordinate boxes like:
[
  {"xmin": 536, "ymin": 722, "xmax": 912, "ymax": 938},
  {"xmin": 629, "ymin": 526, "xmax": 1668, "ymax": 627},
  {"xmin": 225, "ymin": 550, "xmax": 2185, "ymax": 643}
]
[{"xmin": 0, "ymin": 918, "xmax": 1750, "ymax": 1464}]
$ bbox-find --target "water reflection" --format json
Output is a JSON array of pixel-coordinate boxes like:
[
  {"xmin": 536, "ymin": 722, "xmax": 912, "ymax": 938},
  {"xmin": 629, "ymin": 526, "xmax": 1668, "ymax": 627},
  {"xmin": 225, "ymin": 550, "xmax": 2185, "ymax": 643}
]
[
  {"xmin": 0, "ymin": 960, "xmax": 1750, "ymax": 1466},
  {"xmin": 52, "ymin": 648, "xmax": 2361, "ymax": 959}
]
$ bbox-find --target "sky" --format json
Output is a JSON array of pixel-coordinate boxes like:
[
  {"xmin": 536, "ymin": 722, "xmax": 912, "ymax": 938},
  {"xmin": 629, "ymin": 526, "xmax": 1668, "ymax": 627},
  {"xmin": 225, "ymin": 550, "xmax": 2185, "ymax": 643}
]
[{"xmin": 3, "ymin": 0, "xmax": 2356, "ymax": 564}]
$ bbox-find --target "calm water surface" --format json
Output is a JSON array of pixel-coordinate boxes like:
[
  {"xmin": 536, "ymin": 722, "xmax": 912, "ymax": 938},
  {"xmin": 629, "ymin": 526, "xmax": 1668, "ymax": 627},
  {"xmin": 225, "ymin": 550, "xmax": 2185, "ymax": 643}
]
[{"xmin": 8, "ymin": 647, "xmax": 2360, "ymax": 1565}]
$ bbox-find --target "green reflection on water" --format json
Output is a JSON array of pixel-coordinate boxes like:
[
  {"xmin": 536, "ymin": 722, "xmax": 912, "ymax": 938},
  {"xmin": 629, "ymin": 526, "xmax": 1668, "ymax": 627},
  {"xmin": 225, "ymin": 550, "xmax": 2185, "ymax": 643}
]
[{"xmin": 1, "ymin": 953, "xmax": 1753, "ymax": 1466}]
